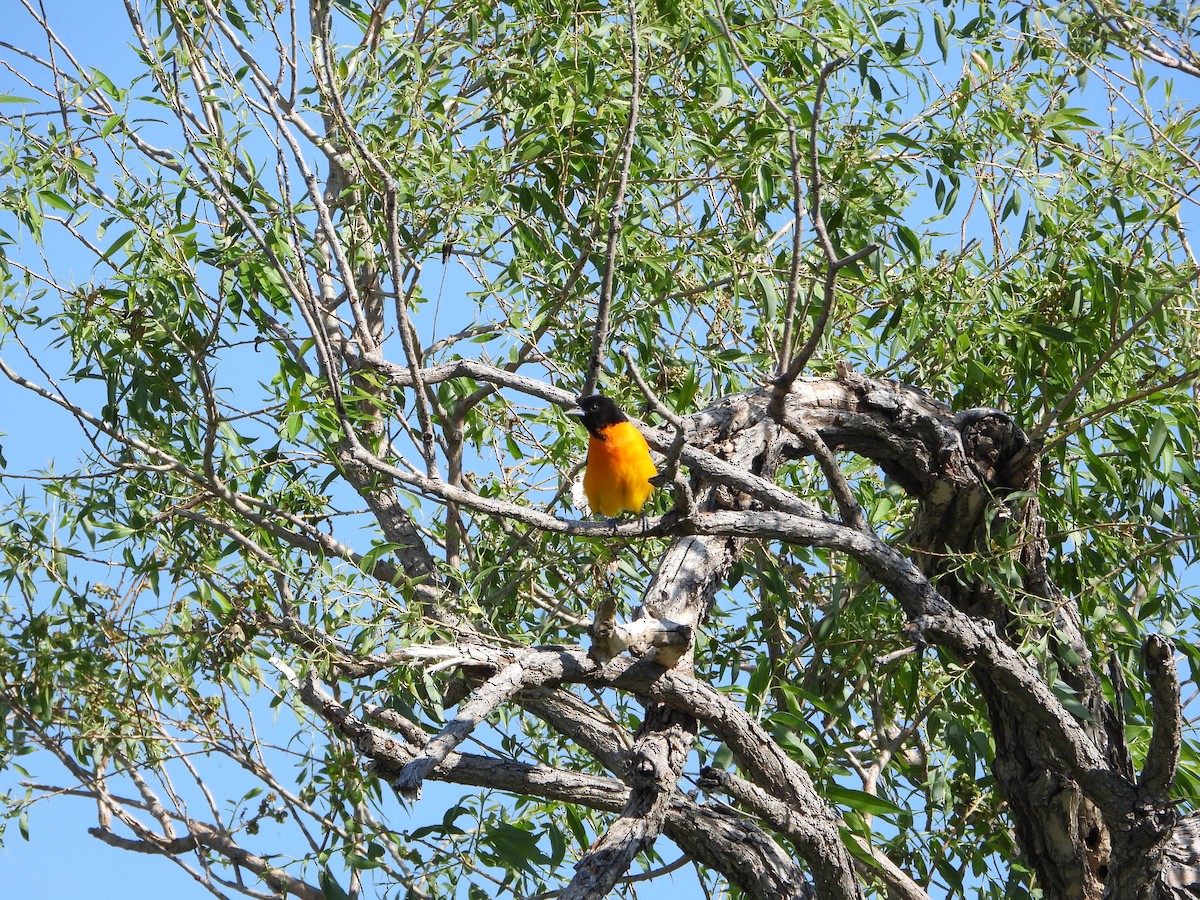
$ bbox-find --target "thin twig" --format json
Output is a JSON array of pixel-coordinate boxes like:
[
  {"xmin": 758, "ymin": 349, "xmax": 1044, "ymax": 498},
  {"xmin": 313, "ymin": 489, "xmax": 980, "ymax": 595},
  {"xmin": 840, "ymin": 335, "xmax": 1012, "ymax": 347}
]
[
  {"xmin": 1031, "ymin": 279, "xmax": 1187, "ymax": 441},
  {"xmin": 780, "ymin": 412, "xmax": 868, "ymax": 532},
  {"xmin": 712, "ymin": 5, "xmax": 806, "ymax": 380},
  {"xmin": 781, "ymin": 56, "xmax": 882, "ymax": 383},
  {"xmin": 1041, "ymin": 363, "xmax": 1200, "ymax": 451},
  {"xmin": 620, "ymin": 347, "xmax": 693, "ymax": 516},
  {"xmin": 581, "ymin": 0, "xmax": 641, "ymax": 399},
  {"xmin": 386, "ymin": 192, "xmax": 441, "ymax": 475}
]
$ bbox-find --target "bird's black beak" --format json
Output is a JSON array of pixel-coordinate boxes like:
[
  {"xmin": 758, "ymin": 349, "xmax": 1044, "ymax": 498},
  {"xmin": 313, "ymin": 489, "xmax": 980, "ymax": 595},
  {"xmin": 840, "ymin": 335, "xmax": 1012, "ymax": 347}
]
[{"xmin": 565, "ymin": 407, "xmax": 585, "ymax": 419}]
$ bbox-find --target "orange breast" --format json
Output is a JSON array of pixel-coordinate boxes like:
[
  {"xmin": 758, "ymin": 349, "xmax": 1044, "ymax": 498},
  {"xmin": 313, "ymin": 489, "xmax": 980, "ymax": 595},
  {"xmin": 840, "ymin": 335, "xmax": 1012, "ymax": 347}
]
[{"xmin": 583, "ymin": 422, "xmax": 657, "ymax": 517}]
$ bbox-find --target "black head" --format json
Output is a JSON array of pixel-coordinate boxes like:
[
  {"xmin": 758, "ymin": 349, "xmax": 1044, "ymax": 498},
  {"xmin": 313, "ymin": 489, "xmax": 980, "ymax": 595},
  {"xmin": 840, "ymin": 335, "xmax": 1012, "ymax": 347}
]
[{"xmin": 570, "ymin": 394, "xmax": 628, "ymax": 436}]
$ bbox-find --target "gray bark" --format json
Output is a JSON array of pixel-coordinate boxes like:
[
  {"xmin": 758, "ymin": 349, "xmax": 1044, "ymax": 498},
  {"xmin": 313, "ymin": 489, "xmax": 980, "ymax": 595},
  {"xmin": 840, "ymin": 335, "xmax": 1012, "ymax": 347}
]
[{"xmin": 308, "ymin": 372, "xmax": 1194, "ymax": 899}]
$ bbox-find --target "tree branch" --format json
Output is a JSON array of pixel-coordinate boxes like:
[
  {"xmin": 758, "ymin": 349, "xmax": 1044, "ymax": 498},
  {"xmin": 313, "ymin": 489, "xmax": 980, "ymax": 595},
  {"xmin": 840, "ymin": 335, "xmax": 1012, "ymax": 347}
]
[
  {"xmin": 699, "ymin": 767, "xmax": 928, "ymax": 900},
  {"xmin": 581, "ymin": 0, "xmax": 641, "ymax": 399},
  {"xmin": 393, "ymin": 657, "xmax": 539, "ymax": 799},
  {"xmin": 297, "ymin": 662, "xmax": 815, "ymax": 899},
  {"xmin": 780, "ymin": 411, "xmax": 868, "ymax": 531},
  {"xmin": 1139, "ymin": 634, "xmax": 1182, "ymax": 799}
]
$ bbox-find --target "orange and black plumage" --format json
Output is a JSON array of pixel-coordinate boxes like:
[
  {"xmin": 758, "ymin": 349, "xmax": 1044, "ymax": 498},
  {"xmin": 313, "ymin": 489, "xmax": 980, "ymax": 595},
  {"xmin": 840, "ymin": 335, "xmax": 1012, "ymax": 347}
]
[{"xmin": 569, "ymin": 394, "xmax": 657, "ymax": 517}]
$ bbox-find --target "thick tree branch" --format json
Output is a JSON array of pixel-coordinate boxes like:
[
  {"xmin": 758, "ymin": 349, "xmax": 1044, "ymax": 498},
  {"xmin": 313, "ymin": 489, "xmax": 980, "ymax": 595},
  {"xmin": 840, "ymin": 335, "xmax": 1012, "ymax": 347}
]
[
  {"xmin": 356, "ymin": 645, "xmax": 862, "ymax": 898},
  {"xmin": 393, "ymin": 658, "xmax": 538, "ymax": 799},
  {"xmin": 1139, "ymin": 634, "xmax": 1182, "ymax": 799},
  {"xmin": 296, "ymin": 663, "xmax": 814, "ymax": 899},
  {"xmin": 684, "ymin": 508, "xmax": 1133, "ymax": 810}
]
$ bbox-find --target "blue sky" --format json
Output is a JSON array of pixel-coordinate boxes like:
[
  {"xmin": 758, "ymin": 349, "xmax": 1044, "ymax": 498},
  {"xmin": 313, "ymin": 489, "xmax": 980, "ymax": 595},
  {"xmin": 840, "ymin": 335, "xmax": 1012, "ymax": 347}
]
[
  {"xmin": 0, "ymin": 4, "xmax": 707, "ymax": 897},
  {"xmin": 0, "ymin": 2, "xmax": 171, "ymax": 894}
]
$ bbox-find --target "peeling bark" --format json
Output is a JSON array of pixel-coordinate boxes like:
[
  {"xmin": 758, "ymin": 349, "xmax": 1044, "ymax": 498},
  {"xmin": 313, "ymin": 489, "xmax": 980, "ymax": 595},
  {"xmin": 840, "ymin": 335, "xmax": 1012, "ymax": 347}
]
[
  {"xmin": 743, "ymin": 374, "xmax": 1185, "ymax": 900},
  {"xmin": 307, "ymin": 677, "xmax": 816, "ymax": 899},
  {"xmin": 314, "ymin": 373, "xmax": 1192, "ymax": 899},
  {"xmin": 564, "ymin": 405, "xmax": 792, "ymax": 897}
]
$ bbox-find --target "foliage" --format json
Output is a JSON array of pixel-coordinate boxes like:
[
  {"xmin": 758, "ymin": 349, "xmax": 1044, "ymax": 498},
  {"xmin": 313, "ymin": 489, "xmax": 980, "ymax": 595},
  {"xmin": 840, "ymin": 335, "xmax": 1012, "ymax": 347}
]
[{"xmin": 0, "ymin": 1, "xmax": 1197, "ymax": 898}]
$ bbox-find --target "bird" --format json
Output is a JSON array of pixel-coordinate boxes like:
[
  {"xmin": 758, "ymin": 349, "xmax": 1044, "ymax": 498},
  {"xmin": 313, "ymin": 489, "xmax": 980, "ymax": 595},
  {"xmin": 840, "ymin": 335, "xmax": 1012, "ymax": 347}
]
[{"xmin": 568, "ymin": 394, "xmax": 657, "ymax": 518}]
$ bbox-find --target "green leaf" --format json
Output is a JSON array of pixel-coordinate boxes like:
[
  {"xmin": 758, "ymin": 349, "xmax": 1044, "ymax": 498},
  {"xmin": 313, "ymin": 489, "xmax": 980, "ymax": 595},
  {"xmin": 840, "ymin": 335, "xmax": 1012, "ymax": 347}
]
[
  {"xmin": 38, "ymin": 191, "xmax": 75, "ymax": 213},
  {"xmin": 359, "ymin": 542, "xmax": 404, "ymax": 574},
  {"xmin": 780, "ymin": 684, "xmax": 843, "ymax": 719},
  {"xmin": 1027, "ymin": 323, "xmax": 1082, "ymax": 344},
  {"xmin": 318, "ymin": 869, "xmax": 350, "ymax": 900},
  {"xmin": 1148, "ymin": 419, "xmax": 1171, "ymax": 461},
  {"xmin": 933, "ymin": 14, "xmax": 949, "ymax": 61},
  {"xmin": 756, "ymin": 271, "xmax": 779, "ymax": 319},
  {"xmin": 100, "ymin": 229, "xmax": 135, "ymax": 262},
  {"xmin": 826, "ymin": 784, "xmax": 905, "ymax": 818},
  {"xmin": 485, "ymin": 822, "xmax": 551, "ymax": 874},
  {"xmin": 711, "ymin": 743, "xmax": 734, "ymax": 771},
  {"xmin": 881, "ymin": 131, "xmax": 923, "ymax": 151},
  {"xmin": 708, "ymin": 85, "xmax": 735, "ymax": 111}
]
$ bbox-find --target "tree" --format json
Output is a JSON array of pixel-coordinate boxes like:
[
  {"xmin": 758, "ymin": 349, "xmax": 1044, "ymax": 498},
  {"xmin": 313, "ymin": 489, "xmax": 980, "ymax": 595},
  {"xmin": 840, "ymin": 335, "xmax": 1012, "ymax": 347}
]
[{"xmin": 1, "ymin": 0, "xmax": 1198, "ymax": 897}]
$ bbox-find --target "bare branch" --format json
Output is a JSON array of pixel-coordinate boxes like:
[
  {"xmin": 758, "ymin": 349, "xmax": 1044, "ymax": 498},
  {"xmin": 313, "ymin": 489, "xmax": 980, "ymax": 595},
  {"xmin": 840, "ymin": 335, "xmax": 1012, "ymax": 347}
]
[
  {"xmin": 393, "ymin": 658, "xmax": 540, "ymax": 799},
  {"xmin": 581, "ymin": 0, "xmax": 641, "ymax": 399},
  {"xmin": 560, "ymin": 767, "xmax": 675, "ymax": 900},
  {"xmin": 361, "ymin": 644, "xmax": 861, "ymax": 898},
  {"xmin": 780, "ymin": 411, "xmax": 868, "ymax": 531},
  {"xmin": 90, "ymin": 822, "xmax": 323, "ymax": 900},
  {"xmin": 319, "ymin": 673, "xmax": 814, "ymax": 900},
  {"xmin": 1139, "ymin": 634, "xmax": 1182, "ymax": 799}
]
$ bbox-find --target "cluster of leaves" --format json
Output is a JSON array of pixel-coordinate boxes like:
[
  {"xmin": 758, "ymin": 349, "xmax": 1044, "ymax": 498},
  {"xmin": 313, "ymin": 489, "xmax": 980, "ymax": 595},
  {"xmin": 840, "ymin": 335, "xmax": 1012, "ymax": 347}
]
[{"xmin": 0, "ymin": 0, "xmax": 1197, "ymax": 897}]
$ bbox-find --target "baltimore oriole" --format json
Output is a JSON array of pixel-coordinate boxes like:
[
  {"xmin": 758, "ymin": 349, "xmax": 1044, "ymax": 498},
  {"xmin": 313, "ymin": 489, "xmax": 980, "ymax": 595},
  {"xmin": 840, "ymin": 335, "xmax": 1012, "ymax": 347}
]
[{"xmin": 569, "ymin": 394, "xmax": 657, "ymax": 517}]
